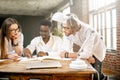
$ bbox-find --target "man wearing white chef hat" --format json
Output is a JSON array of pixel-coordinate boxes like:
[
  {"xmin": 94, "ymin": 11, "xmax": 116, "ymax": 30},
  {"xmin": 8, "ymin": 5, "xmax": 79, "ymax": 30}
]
[{"xmin": 52, "ymin": 12, "xmax": 107, "ymax": 80}]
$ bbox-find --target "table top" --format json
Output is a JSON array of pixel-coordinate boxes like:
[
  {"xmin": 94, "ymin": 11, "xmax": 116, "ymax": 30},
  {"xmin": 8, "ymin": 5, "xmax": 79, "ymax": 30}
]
[{"xmin": 0, "ymin": 58, "xmax": 96, "ymax": 75}]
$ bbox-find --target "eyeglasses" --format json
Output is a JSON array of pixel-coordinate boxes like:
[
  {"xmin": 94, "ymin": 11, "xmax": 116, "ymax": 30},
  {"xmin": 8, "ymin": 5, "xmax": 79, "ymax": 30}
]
[
  {"xmin": 9, "ymin": 28, "xmax": 20, "ymax": 33},
  {"xmin": 66, "ymin": 13, "xmax": 79, "ymax": 27}
]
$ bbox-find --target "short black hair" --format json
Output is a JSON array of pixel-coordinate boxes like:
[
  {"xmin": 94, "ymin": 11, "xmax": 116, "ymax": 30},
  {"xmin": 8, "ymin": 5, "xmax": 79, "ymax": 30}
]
[{"xmin": 40, "ymin": 19, "xmax": 51, "ymax": 27}]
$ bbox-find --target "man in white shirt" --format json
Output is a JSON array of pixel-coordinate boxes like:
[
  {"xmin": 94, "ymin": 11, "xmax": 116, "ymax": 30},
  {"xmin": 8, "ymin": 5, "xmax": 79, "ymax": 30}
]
[
  {"xmin": 52, "ymin": 12, "xmax": 106, "ymax": 80},
  {"xmin": 24, "ymin": 20, "xmax": 63, "ymax": 58}
]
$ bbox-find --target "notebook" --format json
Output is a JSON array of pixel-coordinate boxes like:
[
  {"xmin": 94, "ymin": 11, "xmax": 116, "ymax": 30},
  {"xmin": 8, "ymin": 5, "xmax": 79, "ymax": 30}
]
[{"xmin": 26, "ymin": 60, "xmax": 62, "ymax": 69}]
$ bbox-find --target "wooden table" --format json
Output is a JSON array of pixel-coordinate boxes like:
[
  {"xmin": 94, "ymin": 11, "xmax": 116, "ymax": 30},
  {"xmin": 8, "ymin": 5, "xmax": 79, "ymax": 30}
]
[{"xmin": 0, "ymin": 59, "xmax": 96, "ymax": 80}]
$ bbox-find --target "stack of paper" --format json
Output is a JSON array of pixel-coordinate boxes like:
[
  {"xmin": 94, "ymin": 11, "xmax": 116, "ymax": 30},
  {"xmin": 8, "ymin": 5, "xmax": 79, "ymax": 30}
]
[{"xmin": 26, "ymin": 60, "xmax": 62, "ymax": 69}]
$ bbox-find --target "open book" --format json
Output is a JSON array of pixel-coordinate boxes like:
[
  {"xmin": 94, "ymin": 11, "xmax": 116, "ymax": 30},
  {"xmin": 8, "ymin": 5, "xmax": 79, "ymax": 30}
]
[{"xmin": 19, "ymin": 56, "xmax": 62, "ymax": 62}]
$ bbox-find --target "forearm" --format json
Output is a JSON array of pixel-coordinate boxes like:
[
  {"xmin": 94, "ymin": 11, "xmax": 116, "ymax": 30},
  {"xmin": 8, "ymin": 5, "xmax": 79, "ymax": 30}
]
[
  {"xmin": 13, "ymin": 46, "xmax": 22, "ymax": 56},
  {"xmin": 68, "ymin": 53, "xmax": 77, "ymax": 58},
  {"xmin": 60, "ymin": 51, "xmax": 77, "ymax": 58},
  {"xmin": 78, "ymin": 51, "xmax": 93, "ymax": 59}
]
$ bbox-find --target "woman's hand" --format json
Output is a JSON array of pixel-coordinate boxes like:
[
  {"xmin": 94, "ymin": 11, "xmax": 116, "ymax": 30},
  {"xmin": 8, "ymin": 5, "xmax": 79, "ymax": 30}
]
[
  {"xmin": 7, "ymin": 53, "xmax": 19, "ymax": 60},
  {"xmin": 11, "ymin": 34, "xmax": 19, "ymax": 46}
]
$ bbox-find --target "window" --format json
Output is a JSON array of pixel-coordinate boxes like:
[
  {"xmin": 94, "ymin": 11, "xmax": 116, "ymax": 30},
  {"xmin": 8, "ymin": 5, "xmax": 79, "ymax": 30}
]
[{"xmin": 89, "ymin": 0, "xmax": 116, "ymax": 50}]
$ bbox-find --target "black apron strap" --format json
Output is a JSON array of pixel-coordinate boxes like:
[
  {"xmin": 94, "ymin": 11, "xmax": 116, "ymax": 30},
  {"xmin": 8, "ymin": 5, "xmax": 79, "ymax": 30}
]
[{"xmin": 91, "ymin": 55, "xmax": 104, "ymax": 80}]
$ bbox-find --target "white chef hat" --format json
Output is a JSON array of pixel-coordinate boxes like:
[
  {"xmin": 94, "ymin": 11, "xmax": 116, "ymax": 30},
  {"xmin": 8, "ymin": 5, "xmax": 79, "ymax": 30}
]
[{"xmin": 51, "ymin": 12, "xmax": 65, "ymax": 23}]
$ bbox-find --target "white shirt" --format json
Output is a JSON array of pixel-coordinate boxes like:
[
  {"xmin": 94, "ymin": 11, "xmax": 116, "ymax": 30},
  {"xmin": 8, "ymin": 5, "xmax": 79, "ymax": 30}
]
[
  {"xmin": 6, "ymin": 32, "xmax": 24, "ymax": 54},
  {"xmin": 68, "ymin": 22, "xmax": 106, "ymax": 62},
  {"xmin": 26, "ymin": 35, "xmax": 63, "ymax": 57},
  {"xmin": 62, "ymin": 33, "xmax": 73, "ymax": 52}
]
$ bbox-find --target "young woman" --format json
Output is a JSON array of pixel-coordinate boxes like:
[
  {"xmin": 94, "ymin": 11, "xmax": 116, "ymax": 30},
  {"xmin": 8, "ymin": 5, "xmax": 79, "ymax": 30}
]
[{"xmin": 0, "ymin": 17, "xmax": 23, "ymax": 60}]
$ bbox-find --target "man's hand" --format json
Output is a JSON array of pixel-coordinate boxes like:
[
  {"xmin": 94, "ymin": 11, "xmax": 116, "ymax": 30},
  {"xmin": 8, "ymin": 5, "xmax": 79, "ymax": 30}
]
[
  {"xmin": 37, "ymin": 51, "xmax": 48, "ymax": 57},
  {"xmin": 23, "ymin": 48, "xmax": 32, "ymax": 58},
  {"xmin": 24, "ymin": 52, "xmax": 32, "ymax": 58},
  {"xmin": 87, "ymin": 56, "xmax": 95, "ymax": 64}
]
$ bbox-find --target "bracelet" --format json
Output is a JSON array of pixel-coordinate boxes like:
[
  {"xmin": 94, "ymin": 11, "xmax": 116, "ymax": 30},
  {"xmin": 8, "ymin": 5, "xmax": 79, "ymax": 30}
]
[{"xmin": 65, "ymin": 52, "xmax": 69, "ymax": 58}]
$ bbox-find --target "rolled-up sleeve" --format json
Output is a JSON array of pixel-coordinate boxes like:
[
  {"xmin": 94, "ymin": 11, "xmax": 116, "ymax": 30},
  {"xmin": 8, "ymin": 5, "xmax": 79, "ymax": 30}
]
[{"xmin": 78, "ymin": 32, "xmax": 95, "ymax": 59}]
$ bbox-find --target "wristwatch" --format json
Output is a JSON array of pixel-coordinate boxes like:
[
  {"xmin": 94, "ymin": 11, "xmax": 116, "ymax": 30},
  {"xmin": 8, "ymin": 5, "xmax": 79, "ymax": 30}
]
[{"xmin": 46, "ymin": 52, "xmax": 49, "ymax": 56}]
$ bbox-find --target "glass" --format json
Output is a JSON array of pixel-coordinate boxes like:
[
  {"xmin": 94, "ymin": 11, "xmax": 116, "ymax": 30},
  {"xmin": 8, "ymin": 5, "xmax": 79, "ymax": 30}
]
[{"xmin": 9, "ymin": 28, "xmax": 20, "ymax": 33}]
